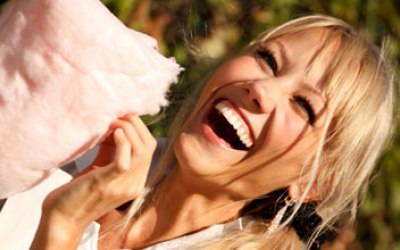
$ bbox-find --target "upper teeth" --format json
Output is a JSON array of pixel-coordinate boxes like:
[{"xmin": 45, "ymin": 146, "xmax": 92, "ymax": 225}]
[{"xmin": 215, "ymin": 100, "xmax": 254, "ymax": 148}]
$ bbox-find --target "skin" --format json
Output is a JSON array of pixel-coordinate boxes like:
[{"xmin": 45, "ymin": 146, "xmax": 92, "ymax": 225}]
[{"xmin": 30, "ymin": 27, "xmax": 338, "ymax": 250}]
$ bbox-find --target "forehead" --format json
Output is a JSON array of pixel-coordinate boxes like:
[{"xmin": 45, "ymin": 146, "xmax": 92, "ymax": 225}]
[
  {"xmin": 271, "ymin": 27, "xmax": 338, "ymax": 61},
  {"xmin": 266, "ymin": 28, "xmax": 340, "ymax": 87}
]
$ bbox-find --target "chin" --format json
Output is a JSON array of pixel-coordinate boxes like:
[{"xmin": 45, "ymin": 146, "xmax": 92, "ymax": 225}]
[{"xmin": 173, "ymin": 133, "xmax": 229, "ymax": 178}]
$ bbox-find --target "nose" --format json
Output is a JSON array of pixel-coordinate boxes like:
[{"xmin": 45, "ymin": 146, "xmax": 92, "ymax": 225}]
[{"xmin": 244, "ymin": 80, "xmax": 277, "ymax": 114}]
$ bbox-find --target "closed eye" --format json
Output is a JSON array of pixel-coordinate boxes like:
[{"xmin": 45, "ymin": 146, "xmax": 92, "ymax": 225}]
[
  {"xmin": 293, "ymin": 95, "xmax": 316, "ymax": 125},
  {"xmin": 256, "ymin": 49, "xmax": 278, "ymax": 76}
]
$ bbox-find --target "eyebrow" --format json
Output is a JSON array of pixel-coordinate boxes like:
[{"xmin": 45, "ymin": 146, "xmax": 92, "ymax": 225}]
[
  {"xmin": 302, "ymin": 83, "xmax": 327, "ymax": 109},
  {"xmin": 271, "ymin": 40, "xmax": 289, "ymax": 74},
  {"xmin": 270, "ymin": 40, "xmax": 327, "ymax": 111}
]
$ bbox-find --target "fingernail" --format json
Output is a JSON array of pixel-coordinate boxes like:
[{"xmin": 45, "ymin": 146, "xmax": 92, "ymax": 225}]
[{"xmin": 114, "ymin": 128, "xmax": 124, "ymax": 138}]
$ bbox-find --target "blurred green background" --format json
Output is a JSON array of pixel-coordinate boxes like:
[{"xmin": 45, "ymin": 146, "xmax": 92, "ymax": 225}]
[
  {"xmin": 102, "ymin": 1, "xmax": 400, "ymax": 249},
  {"xmin": 2, "ymin": 0, "xmax": 399, "ymax": 249}
]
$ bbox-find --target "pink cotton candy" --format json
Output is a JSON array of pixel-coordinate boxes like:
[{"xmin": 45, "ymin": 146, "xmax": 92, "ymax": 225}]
[{"xmin": 0, "ymin": 0, "xmax": 182, "ymax": 198}]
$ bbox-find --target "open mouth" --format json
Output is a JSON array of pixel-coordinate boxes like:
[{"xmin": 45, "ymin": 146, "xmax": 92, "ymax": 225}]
[{"xmin": 205, "ymin": 99, "xmax": 254, "ymax": 150}]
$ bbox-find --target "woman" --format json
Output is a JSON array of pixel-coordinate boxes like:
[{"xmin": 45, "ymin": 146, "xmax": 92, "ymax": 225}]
[{"xmin": 31, "ymin": 15, "xmax": 395, "ymax": 249}]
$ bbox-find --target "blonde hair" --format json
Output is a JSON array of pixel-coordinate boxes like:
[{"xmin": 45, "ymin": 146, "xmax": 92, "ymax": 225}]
[{"xmin": 123, "ymin": 15, "xmax": 396, "ymax": 249}]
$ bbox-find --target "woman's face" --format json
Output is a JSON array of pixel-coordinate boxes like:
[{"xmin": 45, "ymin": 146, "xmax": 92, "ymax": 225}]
[{"xmin": 174, "ymin": 28, "xmax": 337, "ymax": 192}]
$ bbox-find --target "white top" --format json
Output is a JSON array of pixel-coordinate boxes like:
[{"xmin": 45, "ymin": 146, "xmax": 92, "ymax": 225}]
[
  {"xmin": 0, "ymin": 169, "xmax": 72, "ymax": 250},
  {"xmin": 78, "ymin": 217, "xmax": 248, "ymax": 250},
  {"xmin": 0, "ymin": 139, "xmax": 249, "ymax": 249},
  {"xmin": 0, "ymin": 168, "xmax": 248, "ymax": 250}
]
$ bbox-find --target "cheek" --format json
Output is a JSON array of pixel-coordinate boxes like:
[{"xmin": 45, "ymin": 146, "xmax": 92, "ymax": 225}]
[
  {"xmin": 205, "ymin": 56, "xmax": 258, "ymax": 90},
  {"xmin": 197, "ymin": 56, "xmax": 258, "ymax": 108},
  {"xmin": 261, "ymin": 109, "xmax": 314, "ymax": 160},
  {"xmin": 281, "ymin": 113, "xmax": 309, "ymax": 145}
]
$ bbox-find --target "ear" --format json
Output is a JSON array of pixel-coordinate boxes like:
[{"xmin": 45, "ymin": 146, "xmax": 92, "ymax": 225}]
[{"xmin": 288, "ymin": 181, "xmax": 322, "ymax": 202}]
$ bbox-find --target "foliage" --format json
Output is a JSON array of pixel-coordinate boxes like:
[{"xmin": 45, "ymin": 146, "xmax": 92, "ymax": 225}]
[{"xmin": 100, "ymin": 1, "xmax": 400, "ymax": 249}]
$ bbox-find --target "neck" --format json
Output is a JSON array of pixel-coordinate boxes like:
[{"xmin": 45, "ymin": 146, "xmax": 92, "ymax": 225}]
[
  {"xmin": 123, "ymin": 165, "xmax": 247, "ymax": 248},
  {"xmin": 155, "ymin": 166, "xmax": 246, "ymax": 223}
]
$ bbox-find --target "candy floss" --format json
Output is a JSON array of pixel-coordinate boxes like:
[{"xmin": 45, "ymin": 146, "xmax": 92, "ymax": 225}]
[{"xmin": 0, "ymin": 0, "xmax": 182, "ymax": 198}]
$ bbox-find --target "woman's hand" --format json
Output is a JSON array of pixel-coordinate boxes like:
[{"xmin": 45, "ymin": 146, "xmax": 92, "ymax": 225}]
[{"xmin": 30, "ymin": 114, "xmax": 157, "ymax": 249}]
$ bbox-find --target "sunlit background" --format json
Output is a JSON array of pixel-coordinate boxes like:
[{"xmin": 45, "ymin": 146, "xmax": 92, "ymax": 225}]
[
  {"xmin": 2, "ymin": 0, "xmax": 399, "ymax": 249},
  {"xmin": 102, "ymin": 1, "xmax": 400, "ymax": 249}
]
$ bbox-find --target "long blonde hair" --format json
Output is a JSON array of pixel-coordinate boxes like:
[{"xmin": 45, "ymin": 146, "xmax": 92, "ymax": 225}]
[{"xmin": 125, "ymin": 15, "xmax": 396, "ymax": 249}]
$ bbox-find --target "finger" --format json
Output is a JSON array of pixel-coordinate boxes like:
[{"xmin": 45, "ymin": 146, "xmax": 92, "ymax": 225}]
[
  {"xmin": 111, "ymin": 119, "xmax": 143, "ymax": 153},
  {"xmin": 122, "ymin": 115, "xmax": 156, "ymax": 149},
  {"xmin": 113, "ymin": 128, "xmax": 131, "ymax": 172}
]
